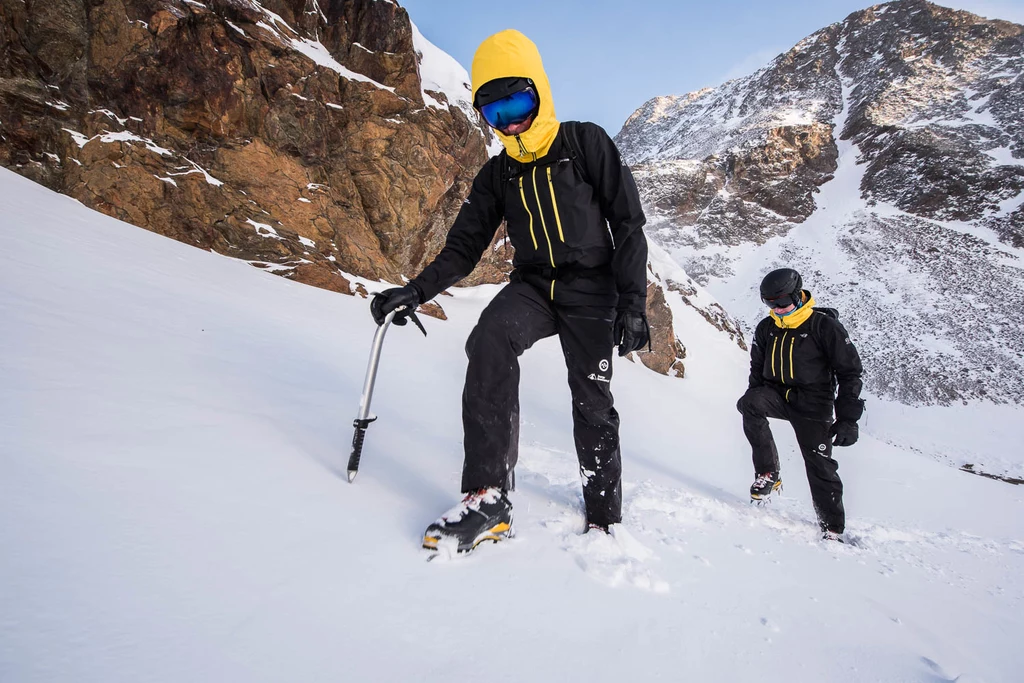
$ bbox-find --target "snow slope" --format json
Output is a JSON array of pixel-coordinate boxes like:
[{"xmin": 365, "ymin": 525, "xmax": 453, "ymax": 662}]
[{"xmin": 1, "ymin": 167, "xmax": 1022, "ymax": 682}]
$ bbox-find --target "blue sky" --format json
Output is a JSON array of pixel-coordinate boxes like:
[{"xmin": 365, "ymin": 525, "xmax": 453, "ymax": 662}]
[{"xmin": 401, "ymin": 0, "xmax": 1024, "ymax": 134}]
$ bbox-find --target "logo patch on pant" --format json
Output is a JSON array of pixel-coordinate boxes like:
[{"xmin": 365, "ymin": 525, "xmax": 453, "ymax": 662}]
[
  {"xmin": 599, "ymin": 359, "xmax": 609, "ymax": 372},
  {"xmin": 588, "ymin": 373, "xmax": 610, "ymax": 383}
]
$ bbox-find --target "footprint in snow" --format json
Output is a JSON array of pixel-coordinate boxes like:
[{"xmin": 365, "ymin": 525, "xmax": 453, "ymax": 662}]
[{"xmin": 565, "ymin": 524, "xmax": 670, "ymax": 593}]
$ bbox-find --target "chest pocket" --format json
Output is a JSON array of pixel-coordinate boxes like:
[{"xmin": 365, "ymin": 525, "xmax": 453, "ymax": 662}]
[
  {"xmin": 504, "ymin": 157, "xmax": 605, "ymax": 264},
  {"xmin": 764, "ymin": 329, "xmax": 799, "ymax": 384},
  {"xmin": 764, "ymin": 328, "xmax": 826, "ymax": 386}
]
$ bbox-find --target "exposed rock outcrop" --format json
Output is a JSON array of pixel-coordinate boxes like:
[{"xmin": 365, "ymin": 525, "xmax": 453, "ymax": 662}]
[{"xmin": 0, "ymin": 0, "xmax": 491, "ymax": 302}]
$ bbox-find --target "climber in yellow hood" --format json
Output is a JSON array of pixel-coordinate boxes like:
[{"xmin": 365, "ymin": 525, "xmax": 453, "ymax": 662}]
[
  {"xmin": 371, "ymin": 29, "xmax": 650, "ymax": 556},
  {"xmin": 470, "ymin": 29, "xmax": 560, "ymax": 162}
]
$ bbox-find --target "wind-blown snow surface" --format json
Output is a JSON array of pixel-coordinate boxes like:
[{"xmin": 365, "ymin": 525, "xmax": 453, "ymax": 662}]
[{"xmin": 1, "ymin": 167, "xmax": 1022, "ymax": 682}]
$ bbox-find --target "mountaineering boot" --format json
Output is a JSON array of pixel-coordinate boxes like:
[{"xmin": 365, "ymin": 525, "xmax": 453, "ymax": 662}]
[
  {"xmin": 422, "ymin": 487, "xmax": 513, "ymax": 554},
  {"xmin": 750, "ymin": 471, "xmax": 782, "ymax": 502},
  {"xmin": 820, "ymin": 522, "xmax": 846, "ymax": 543}
]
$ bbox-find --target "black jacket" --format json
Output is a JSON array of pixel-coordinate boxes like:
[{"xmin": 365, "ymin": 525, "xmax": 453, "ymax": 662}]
[
  {"xmin": 748, "ymin": 306, "xmax": 864, "ymax": 422},
  {"xmin": 411, "ymin": 122, "xmax": 648, "ymax": 312}
]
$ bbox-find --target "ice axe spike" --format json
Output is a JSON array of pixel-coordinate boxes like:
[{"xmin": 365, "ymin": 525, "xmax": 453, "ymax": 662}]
[{"xmin": 347, "ymin": 304, "xmax": 426, "ymax": 483}]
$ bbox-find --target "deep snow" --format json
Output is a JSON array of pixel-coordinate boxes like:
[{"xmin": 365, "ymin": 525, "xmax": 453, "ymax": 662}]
[{"xmin": 1, "ymin": 168, "xmax": 1022, "ymax": 682}]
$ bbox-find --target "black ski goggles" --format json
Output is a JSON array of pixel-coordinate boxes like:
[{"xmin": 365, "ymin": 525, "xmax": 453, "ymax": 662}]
[
  {"xmin": 762, "ymin": 293, "xmax": 799, "ymax": 310},
  {"xmin": 477, "ymin": 87, "xmax": 539, "ymax": 130}
]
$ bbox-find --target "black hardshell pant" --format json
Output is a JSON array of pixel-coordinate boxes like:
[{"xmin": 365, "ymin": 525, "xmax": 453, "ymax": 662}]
[
  {"xmin": 461, "ymin": 282, "xmax": 622, "ymax": 527},
  {"xmin": 737, "ymin": 385, "xmax": 845, "ymax": 533}
]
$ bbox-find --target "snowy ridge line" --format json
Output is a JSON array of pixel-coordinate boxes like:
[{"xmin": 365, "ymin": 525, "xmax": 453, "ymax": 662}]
[{"xmin": 410, "ymin": 20, "xmax": 475, "ymax": 121}]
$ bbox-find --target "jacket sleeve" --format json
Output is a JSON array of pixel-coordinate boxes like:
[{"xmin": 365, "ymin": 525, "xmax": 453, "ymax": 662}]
[
  {"xmin": 410, "ymin": 157, "xmax": 505, "ymax": 303},
  {"xmin": 821, "ymin": 318, "xmax": 865, "ymax": 422},
  {"xmin": 748, "ymin": 320, "xmax": 768, "ymax": 390},
  {"xmin": 578, "ymin": 123, "xmax": 648, "ymax": 313}
]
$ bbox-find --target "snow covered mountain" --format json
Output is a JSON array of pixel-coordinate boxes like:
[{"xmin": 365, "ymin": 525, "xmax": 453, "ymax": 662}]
[
  {"xmin": 3, "ymin": 165, "xmax": 1024, "ymax": 683},
  {"xmin": 616, "ymin": 0, "xmax": 1024, "ymax": 406}
]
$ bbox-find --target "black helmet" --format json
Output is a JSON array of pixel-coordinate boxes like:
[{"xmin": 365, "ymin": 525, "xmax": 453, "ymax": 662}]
[
  {"xmin": 760, "ymin": 268, "xmax": 802, "ymax": 308},
  {"xmin": 473, "ymin": 76, "xmax": 535, "ymax": 108}
]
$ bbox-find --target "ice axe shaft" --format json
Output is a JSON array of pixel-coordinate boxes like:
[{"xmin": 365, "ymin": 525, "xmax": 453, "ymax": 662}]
[{"xmin": 347, "ymin": 305, "xmax": 425, "ymax": 482}]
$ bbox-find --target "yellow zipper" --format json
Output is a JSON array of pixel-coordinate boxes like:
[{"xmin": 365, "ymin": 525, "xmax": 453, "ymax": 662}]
[
  {"xmin": 771, "ymin": 337, "xmax": 778, "ymax": 378},
  {"xmin": 518, "ymin": 177, "xmax": 538, "ymax": 250},
  {"xmin": 531, "ymin": 167, "xmax": 556, "ymax": 267},
  {"xmin": 789, "ymin": 336, "xmax": 795, "ymax": 380},
  {"xmin": 780, "ymin": 332, "xmax": 788, "ymax": 384},
  {"xmin": 546, "ymin": 167, "xmax": 565, "ymax": 242},
  {"xmin": 550, "ymin": 280, "xmax": 555, "ymax": 300}
]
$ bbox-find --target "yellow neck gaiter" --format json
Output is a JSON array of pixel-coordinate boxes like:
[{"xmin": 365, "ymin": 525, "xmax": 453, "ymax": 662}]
[
  {"xmin": 472, "ymin": 30, "xmax": 560, "ymax": 162},
  {"xmin": 771, "ymin": 292, "xmax": 816, "ymax": 329}
]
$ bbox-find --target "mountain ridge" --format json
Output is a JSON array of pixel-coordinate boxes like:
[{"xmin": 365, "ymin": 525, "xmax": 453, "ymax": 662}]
[{"xmin": 615, "ymin": 0, "xmax": 1024, "ymax": 405}]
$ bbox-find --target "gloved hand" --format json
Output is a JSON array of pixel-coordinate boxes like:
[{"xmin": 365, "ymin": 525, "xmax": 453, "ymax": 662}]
[
  {"xmin": 830, "ymin": 420, "xmax": 859, "ymax": 447},
  {"xmin": 370, "ymin": 285, "xmax": 421, "ymax": 326},
  {"xmin": 614, "ymin": 309, "xmax": 649, "ymax": 357}
]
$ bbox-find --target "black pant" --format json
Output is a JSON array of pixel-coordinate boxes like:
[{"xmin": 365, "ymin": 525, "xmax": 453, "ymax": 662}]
[
  {"xmin": 461, "ymin": 282, "xmax": 622, "ymax": 527},
  {"xmin": 737, "ymin": 386, "xmax": 845, "ymax": 533}
]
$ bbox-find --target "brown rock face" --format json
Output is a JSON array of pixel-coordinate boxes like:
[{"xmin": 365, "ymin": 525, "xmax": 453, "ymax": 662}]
[
  {"xmin": 0, "ymin": 0, "xmax": 489, "ymax": 306},
  {"xmin": 632, "ymin": 280, "xmax": 687, "ymax": 378}
]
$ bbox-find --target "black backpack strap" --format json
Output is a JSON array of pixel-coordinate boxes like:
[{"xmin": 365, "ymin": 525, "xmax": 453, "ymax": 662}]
[
  {"xmin": 497, "ymin": 149, "xmax": 510, "ymax": 186},
  {"xmin": 562, "ymin": 121, "xmax": 591, "ymax": 187},
  {"xmin": 496, "ymin": 148, "xmax": 521, "ymax": 202},
  {"xmin": 810, "ymin": 311, "xmax": 840, "ymax": 396},
  {"xmin": 812, "ymin": 306, "xmax": 839, "ymax": 320}
]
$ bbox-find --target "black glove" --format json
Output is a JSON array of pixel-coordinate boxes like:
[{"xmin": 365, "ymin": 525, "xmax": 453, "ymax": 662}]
[
  {"xmin": 830, "ymin": 420, "xmax": 859, "ymax": 447},
  {"xmin": 614, "ymin": 309, "xmax": 649, "ymax": 357},
  {"xmin": 370, "ymin": 285, "xmax": 421, "ymax": 326}
]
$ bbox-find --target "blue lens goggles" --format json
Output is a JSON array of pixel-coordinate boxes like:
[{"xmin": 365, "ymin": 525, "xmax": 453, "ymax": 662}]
[{"xmin": 478, "ymin": 87, "xmax": 538, "ymax": 130}]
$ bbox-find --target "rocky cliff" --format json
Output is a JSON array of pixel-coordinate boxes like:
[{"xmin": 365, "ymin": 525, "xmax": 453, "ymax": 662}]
[{"xmin": 0, "ymin": 0, "xmax": 502, "ymax": 298}]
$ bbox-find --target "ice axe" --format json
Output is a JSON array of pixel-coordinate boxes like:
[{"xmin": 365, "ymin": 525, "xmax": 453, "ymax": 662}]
[{"xmin": 347, "ymin": 303, "xmax": 426, "ymax": 482}]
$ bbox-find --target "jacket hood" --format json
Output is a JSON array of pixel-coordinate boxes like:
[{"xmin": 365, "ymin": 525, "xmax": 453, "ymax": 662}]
[
  {"xmin": 771, "ymin": 291, "xmax": 816, "ymax": 329},
  {"xmin": 472, "ymin": 30, "xmax": 560, "ymax": 162}
]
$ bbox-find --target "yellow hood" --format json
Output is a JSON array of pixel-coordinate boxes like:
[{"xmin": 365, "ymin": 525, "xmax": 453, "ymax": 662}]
[
  {"xmin": 472, "ymin": 30, "xmax": 560, "ymax": 162},
  {"xmin": 771, "ymin": 292, "xmax": 816, "ymax": 329}
]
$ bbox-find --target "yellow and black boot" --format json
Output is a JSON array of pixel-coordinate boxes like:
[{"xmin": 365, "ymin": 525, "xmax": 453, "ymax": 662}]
[
  {"xmin": 422, "ymin": 487, "xmax": 513, "ymax": 555},
  {"xmin": 750, "ymin": 471, "xmax": 783, "ymax": 502}
]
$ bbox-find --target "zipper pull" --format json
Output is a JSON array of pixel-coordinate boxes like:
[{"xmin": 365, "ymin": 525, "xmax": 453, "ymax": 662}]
[{"xmin": 515, "ymin": 134, "xmax": 528, "ymax": 158}]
